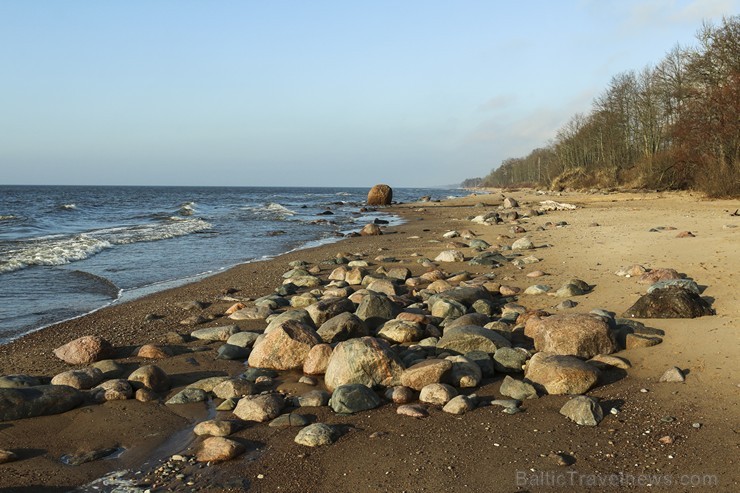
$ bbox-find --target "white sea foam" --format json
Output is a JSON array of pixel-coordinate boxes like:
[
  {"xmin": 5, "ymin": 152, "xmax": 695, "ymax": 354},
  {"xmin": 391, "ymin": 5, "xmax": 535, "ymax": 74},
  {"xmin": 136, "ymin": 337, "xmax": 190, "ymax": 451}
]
[
  {"xmin": 59, "ymin": 203, "xmax": 77, "ymax": 210},
  {"xmin": 0, "ymin": 218, "xmax": 212, "ymax": 273},
  {"xmin": 242, "ymin": 202, "xmax": 297, "ymax": 218},
  {"xmin": 0, "ymin": 235, "xmax": 112, "ymax": 273},
  {"xmin": 104, "ymin": 218, "xmax": 212, "ymax": 244},
  {"xmin": 179, "ymin": 201, "xmax": 195, "ymax": 216},
  {"xmin": 265, "ymin": 202, "xmax": 296, "ymax": 216}
]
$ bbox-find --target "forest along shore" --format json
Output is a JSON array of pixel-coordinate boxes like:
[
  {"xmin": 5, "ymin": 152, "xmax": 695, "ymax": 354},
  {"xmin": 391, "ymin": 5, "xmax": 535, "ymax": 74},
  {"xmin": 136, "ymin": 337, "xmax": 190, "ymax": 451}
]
[{"xmin": 0, "ymin": 189, "xmax": 738, "ymax": 492}]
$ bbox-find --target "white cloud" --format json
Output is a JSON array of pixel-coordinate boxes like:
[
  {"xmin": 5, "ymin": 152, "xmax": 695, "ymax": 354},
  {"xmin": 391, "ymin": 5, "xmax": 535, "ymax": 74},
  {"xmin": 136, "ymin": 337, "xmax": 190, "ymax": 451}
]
[
  {"xmin": 624, "ymin": 0, "xmax": 738, "ymax": 30},
  {"xmin": 464, "ymin": 89, "xmax": 595, "ymax": 149},
  {"xmin": 478, "ymin": 94, "xmax": 517, "ymax": 112},
  {"xmin": 671, "ymin": 0, "xmax": 739, "ymax": 22}
]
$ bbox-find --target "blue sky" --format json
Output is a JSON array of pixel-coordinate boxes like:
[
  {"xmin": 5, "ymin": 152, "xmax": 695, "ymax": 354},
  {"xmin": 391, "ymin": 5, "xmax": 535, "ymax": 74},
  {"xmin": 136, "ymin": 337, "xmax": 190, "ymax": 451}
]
[{"xmin": 0, "ymin": 1, "xmax": 736, "ymax": 187}]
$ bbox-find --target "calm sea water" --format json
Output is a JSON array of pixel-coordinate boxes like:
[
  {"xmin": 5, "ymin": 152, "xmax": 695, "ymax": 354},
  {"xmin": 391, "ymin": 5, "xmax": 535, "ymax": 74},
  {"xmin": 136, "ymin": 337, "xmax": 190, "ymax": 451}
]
[{"xmin": 0, "ymin": 185, "xmax": 460, "ymax": 344}]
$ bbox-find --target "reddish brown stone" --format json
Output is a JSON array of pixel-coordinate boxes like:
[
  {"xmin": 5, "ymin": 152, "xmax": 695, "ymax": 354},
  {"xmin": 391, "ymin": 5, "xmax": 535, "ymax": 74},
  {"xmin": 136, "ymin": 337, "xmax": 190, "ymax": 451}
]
[
  {"xmin": 53, "ymin": 336, "xmax": 112, "ymax": 365},
  {"xmin": 196, "ymin": 437, "xmax": 245, "ymax": 462},
  {"xmin": 367, "ymin": 184, "xmax": 393, "ymax": 205},
  {"xmin": 137, "ymin": 344, "xmax": 171, "ymax": 359}
]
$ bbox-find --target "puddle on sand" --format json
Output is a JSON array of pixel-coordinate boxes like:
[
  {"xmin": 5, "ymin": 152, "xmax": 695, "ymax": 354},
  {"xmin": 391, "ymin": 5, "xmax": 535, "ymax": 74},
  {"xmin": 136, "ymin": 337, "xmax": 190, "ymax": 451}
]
[
  {"xmin": 60, "ymin": 446, "xmax": 126, "ymax": 466},
  {"xmin": 76, "ymin": 470, "xmax": 149, "ymax": 492},
  {"xmin": 76, "ymin": 399, "xmax": 218, "ymax": 492}
]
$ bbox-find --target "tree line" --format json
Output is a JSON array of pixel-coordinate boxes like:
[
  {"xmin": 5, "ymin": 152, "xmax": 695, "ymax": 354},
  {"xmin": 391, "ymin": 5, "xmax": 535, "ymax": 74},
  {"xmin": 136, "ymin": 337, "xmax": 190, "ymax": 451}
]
[{"xmin": 468, "ymin": 17, "xmax": 738, "ymax": 197}]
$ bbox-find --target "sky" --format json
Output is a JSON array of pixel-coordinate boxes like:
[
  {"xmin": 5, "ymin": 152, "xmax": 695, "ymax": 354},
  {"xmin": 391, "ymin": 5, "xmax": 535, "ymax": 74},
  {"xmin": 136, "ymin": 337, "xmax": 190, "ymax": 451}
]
[{"xmin": 0, "ymin": 0, "xmax": 737, "ymax": 187}]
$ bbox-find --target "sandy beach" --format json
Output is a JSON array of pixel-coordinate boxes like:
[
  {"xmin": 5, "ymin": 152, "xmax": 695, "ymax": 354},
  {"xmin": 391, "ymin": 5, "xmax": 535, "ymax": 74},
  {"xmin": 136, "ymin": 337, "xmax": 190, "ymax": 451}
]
[{"xmin": 0, "ymin": 189, "xmax": 738, "ymax": 492}]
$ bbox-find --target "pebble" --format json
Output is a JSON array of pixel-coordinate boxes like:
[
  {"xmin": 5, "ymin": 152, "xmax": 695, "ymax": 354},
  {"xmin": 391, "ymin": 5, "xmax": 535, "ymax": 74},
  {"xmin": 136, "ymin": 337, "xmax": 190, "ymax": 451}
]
[
  {"xmin": 397, "ymin": 404, "xmax": 429, "ymax": 418},
  {"xmin": 255, "ymin": 376, "xmax": 275, "ymax": 386},
  {"xmin": 659, "ymin": 366, "xmax": 685, "ymax": 383},
  {"xmin": 555, "ymin": 299, "xmax": 578, "ymax": 310},
  {"xmin": 0, "ymin": 449, "xmax": 18, "ymax": 464},
  {"xmin": 524, "ymin": 284, "xmax": 550, "ymax": 295},
  {"xmin": 269, "ymin": 413, "xmax": 311, "ymax": 428},
  {"xmin": 490, "ymin": 399, "xmax": 521, "ymax": 412},
  {"xmin": 548, "ymin": 452, "xmax": 574, "ymax": 466},
  {"xmin": 216, "ymin": 398, "xmax": 237, "ymax": 411}
]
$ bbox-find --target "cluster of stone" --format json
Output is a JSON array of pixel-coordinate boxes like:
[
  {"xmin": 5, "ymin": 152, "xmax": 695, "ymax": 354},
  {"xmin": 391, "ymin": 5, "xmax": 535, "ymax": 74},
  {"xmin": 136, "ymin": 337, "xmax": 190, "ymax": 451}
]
[{"xmin": 0, "ymin": 194, "xmax": 712, "ymax": 465}]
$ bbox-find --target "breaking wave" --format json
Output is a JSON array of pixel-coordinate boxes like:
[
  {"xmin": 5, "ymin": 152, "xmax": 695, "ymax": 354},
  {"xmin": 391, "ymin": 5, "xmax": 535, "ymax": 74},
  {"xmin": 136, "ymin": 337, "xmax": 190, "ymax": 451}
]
[
  {"xmin": 242, "ymin": 202, "xmax": 297, "ymax": 219},
  {"xmin": 265, "ymin": 202, "xmax": 296, "ymax": 216},
  {"xmin": 0, "ymin": 235, "xmax": 112, "ymax": 273},
  {"xmin": 59, "ymin": 203, "xmax": 77, "ymax": 210},
  {"xmin": 100, "ymin": 217, "xmax": 212, "ymax": 245},
  {"xmin": 179, "ymin": 201, "xmax": 195, "ymax": 216},
  {"xmin": 0, "ymin": 218, "xmax": 212, "ymax": 274}
]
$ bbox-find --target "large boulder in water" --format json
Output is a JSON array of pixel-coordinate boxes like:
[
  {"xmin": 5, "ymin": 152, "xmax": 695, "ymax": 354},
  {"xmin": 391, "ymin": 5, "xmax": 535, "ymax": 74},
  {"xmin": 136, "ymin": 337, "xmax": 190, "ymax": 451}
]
[
  {"xmin": 0, "ymin": 385, "xmax": 83, "ymax": 421},
  {"xmin": 324, "ymin": 337, "xmax": 405, "ymax": 391},
  {"xmin": 524, "ymin": 314, "xmax": 617, "ymax": 358},
  {"xmin": 367, "ymin": 184, "xmax": 393, "ymax": 206},
  {"xmin": 622, "ymin": 287, "xmax": 713, "ymax": 318},
  {"xmin": 248, "ymin": 320, "xmax": 321, "ymax": 370}
]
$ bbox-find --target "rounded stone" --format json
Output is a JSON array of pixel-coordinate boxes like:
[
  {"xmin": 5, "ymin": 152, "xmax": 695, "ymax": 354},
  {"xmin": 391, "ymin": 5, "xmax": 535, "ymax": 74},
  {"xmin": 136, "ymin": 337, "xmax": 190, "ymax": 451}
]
[
  {"xmin": 294, "ymin": 423, "xmax": 337, "ymax": 447},
  {"xmin": 196, "ymin": 437, "xmax": 245, "ymax": 463},
  {"xmin": 367, "ymin": 184, "xmax": 393, "ymax": 206},
  {"xmin": 419, "ymin": 383, "xmax": 457, "ymax": 405},
  {"xmin": 329, "ymin": 384, "xmax": 381, "ymax": 414}
]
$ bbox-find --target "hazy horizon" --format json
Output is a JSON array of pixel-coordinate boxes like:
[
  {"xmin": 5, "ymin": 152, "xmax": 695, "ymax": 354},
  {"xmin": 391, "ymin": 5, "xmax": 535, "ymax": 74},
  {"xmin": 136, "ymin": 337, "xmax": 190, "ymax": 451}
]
[{"xmin": 1, "ymin": 0, "xmax": 737, "ymax": 188}]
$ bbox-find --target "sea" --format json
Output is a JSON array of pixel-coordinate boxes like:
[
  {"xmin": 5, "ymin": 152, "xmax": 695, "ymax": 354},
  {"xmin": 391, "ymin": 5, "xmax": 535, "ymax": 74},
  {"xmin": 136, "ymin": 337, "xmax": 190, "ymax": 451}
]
[{"xmin": 0, "ymin": 185, "xmax": 462, "ymax": 344}]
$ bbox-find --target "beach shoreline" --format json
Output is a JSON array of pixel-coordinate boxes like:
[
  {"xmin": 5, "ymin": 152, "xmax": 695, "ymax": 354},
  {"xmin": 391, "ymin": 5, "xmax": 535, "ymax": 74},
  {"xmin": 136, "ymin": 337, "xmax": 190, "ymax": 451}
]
[
  {"xmin": 0, "ymin": 189, "xmax": 738, "ymax": 492},
  {"xmin": 0, "ymin": 185, "xmax": 452, "ymax": 345}
]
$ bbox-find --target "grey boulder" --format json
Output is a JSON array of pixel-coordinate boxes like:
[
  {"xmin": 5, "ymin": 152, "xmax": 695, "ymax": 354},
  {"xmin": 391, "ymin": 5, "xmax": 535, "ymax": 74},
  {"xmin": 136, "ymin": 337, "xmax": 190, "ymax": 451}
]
[
  {"xmin": 0, "ymin": 385, "xmax": 83, "ymax": 421},
  {"xmin": 329, "ymin": 384, "xmax": 381, "ymax": 414}
]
